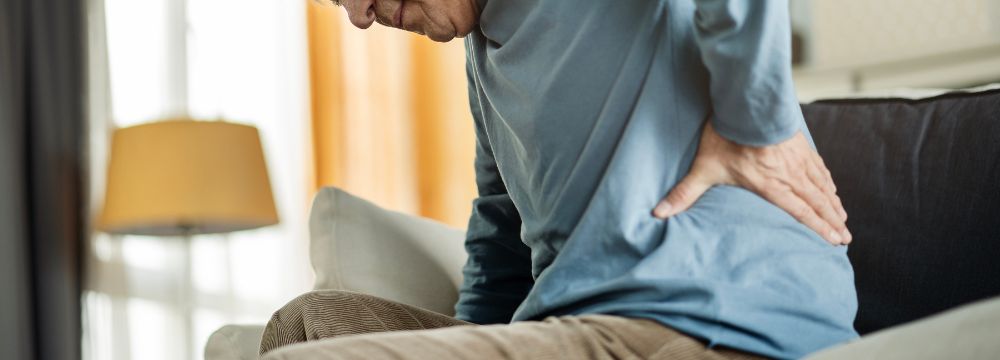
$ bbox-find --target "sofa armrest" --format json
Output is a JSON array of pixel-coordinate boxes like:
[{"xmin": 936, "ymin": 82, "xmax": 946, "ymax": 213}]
[
  {"xmin": 805, "ymin": 296, "xmax": 1000, "ymax": 360},
  {"xmin": 204, "ymin": 324, "xmax": 266, "ymax": 360}
]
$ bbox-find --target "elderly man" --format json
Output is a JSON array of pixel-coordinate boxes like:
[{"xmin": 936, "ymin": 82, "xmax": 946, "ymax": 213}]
[{"xmin": 260, "ymin": 0, "xmax": 858, "ymax": 359}]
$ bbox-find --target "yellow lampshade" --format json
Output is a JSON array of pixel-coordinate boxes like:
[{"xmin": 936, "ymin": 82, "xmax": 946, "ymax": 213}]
[{"xmin": 98, "ymin": 119, "xmax": 279, "ymax": 236}]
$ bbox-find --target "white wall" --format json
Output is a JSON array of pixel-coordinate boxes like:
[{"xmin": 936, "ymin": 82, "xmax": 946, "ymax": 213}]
[{"xmin": 792, "ymin": 0, "xmax": 1000, "ymax": 100}]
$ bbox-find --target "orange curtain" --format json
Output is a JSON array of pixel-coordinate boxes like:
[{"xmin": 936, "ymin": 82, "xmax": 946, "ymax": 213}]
[{"xmin": 306, "ymin": 1, "xmax": 477, "ymax": 228}]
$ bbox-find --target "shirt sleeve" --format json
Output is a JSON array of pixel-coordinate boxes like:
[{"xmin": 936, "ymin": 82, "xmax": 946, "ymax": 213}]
[
  {"xmin": 454, "ymin": 55, "xmax": 534, "ymax": 324},
  {"xmin": 693, "ymin": 0, "xmax": 804, "ymax": 146}
]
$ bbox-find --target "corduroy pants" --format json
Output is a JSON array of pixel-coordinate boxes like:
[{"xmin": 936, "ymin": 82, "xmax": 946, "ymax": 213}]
[{"xmin": 259, "ymin": 290, "xmax": 766, "ymax": 360}]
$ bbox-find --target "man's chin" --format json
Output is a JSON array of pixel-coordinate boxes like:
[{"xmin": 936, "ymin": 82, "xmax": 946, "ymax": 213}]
[{"xmin": 426, "ymin": 31, "xmax": 458, "ymax": 42}]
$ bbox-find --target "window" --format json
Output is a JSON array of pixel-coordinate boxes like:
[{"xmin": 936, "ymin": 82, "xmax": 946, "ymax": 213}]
[{"xmin": 85, "ymin": 1, "xmax": 313, "ymax": 359}]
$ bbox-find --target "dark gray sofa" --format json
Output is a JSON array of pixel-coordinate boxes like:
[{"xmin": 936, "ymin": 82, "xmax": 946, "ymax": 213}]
[{"xmin": 803, "ymin": 87, "xmax": 1000, "ymax": 335}]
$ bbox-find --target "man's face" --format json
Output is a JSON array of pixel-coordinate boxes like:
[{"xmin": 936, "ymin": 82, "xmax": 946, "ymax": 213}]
[{"xmin": 336, "ymin": 0, "xmax": 479, "ymax": 42}]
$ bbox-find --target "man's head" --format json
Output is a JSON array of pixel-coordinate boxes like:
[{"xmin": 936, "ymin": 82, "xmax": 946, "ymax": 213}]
[{"xmin": 332, "ymin": 0, "xmax": 480, "ymax": 42}]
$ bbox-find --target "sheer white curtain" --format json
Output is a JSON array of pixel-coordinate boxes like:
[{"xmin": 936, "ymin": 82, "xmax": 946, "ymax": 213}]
[{"xmin": 83, "ymin": 0, "xmax": 313, "ymax": 359}]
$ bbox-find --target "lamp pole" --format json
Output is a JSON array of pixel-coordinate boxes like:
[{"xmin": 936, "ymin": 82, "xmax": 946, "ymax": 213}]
[{"xmin": 179, "ymin": 225, "xmax": 195, "ymax": 360}]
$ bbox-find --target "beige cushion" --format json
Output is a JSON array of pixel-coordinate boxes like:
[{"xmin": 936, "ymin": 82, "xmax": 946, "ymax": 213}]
[
  {"xmin": 308, "ymin": 187, "xmax": 468, "ymax": 316},
  {"xmin": 204, "ymin": 325, "xmax": 265, "ymax": 360},
  {"xmin": 806, "ymin": 296, "xmax": 1000, "ymax": 360}
]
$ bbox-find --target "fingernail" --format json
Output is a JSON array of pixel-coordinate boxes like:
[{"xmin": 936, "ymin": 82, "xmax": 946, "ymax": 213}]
[
  {"xmin": 841, "ymin": 229, "xmax": 852, "ymax": 244},
  {"xmin": 653, "ymin": 202, "xmax": 672, "ymax": 218},
  {"xmin": 828, "ymin": 230, "xmax": 843, "ymax": 244}
]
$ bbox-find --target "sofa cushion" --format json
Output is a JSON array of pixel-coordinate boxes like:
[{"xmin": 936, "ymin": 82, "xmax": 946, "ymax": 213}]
[
  {"xmin": 308, "ymin": 187, "xmax": 468, "ymax": 316},
  {"xmin": 802, "ymin": 87, "xmax": 1000, "ymax": 334}
]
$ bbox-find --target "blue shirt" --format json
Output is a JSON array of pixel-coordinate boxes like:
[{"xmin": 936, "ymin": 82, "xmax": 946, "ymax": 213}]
[{"xmin": 454, "ymin": 1, "xmax": 859, "ymax": 358}]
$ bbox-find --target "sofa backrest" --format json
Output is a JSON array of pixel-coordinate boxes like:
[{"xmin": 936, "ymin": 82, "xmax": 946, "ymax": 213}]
[{"xmin": 802, "ymin": 87, "xmax": 1000, "ymax": 334}]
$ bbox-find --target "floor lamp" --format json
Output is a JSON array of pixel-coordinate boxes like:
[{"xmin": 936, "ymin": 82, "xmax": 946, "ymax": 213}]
[{"xmin": 97, "ymin": 119, "xmax": 279, "ymax": 359}]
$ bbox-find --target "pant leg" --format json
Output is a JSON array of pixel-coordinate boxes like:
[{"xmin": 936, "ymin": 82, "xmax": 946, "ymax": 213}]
[
  {"xmin": 261, "ymin": 314, "xmax": 767, "ymax": 360},
  {"xmin": 259, "ymin": 290, "xmax": 472, "ymax": 356}
]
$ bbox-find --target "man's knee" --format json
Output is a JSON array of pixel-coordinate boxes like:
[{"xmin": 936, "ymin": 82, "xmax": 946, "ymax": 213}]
[
  {"xmin": 269, "ymin": 290, "xmax": 349, "ymax": 326},
  {"xmin": 261, "ymin": 290, "xmax": 360, "ymax": 355},
  {"xmin": 286, "ymin": 289, "xmax": 362, "ymax": 311}
]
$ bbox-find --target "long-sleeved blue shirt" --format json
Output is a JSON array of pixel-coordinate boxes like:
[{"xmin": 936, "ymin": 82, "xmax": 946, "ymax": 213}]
[{"xmin": 454, "ymin": 1, "xmax": 859, "ymax": 358}]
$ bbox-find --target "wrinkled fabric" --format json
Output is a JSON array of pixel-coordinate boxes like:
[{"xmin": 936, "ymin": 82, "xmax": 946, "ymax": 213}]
[
  {"xmin": 455, "ymin": 1, "xmax": 858, "ymax": 359},
  {"xmin": 260, "ymin": 290, "xmax": 764, "ymax": 360}
]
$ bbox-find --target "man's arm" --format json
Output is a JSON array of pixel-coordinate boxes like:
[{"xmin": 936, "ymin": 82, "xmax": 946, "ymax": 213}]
[
  {"xmin": 692, "ymin": 0, "xmax": 802, "ymax": 146},
  {"xmin": 454, "ymin": 60, "xmax": 534, "ymax": 324},
  {"xmin": 653, "ymin": 0, "xmax": 851, "ymax": 245}
]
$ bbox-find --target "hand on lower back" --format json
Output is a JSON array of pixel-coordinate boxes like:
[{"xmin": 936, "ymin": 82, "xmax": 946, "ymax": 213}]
[{"xmin": 652, "ymin": 122, "xmax": 851, "ymax": 246}]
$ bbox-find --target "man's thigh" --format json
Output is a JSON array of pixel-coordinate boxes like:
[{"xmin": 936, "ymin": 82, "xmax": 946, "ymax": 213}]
[{"xmin": 262, "ymin": 314, "xmax": 761, "ymax": 360}]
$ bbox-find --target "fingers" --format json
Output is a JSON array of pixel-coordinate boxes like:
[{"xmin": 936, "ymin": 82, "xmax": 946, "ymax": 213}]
[
  {"xmin": 653, "ymin": 171, "xmax": 713, "ymax": 219},
  {"xmin": 757, "ymin": 180, "xmax": 846, "ymax": 246},
  {"xmin": 793, "ymin": 171, "xmax": 850, "ymax": 245},
  {"xmin": 805, "ymin": 154, "xmax": 851, "ymax": 242},
  {"xmin": 810, "ymin": 152, "xmax": 848, "ymax": 222}
]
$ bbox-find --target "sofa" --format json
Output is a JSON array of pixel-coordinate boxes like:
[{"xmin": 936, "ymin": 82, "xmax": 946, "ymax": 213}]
[{"xmin": 205, "ymin": 86, "xmax": 1000, "ymax": 359}]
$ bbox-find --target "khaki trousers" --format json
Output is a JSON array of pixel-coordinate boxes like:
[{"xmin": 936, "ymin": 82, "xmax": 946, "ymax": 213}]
[{"xmin": 260, "ymin": 290, "xmax": 766, "ymax": 360}]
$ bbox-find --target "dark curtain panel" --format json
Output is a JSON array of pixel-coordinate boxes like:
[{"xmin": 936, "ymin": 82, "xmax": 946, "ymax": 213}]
[{"xmin": 0, "ymin": 0, "xmax": 85, "ymax": 359}]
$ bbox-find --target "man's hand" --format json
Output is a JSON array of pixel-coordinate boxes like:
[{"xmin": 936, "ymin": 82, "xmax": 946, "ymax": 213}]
[{"xmin": 652, "ymin": 122, "xmax": 851, "ymax": 245}]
